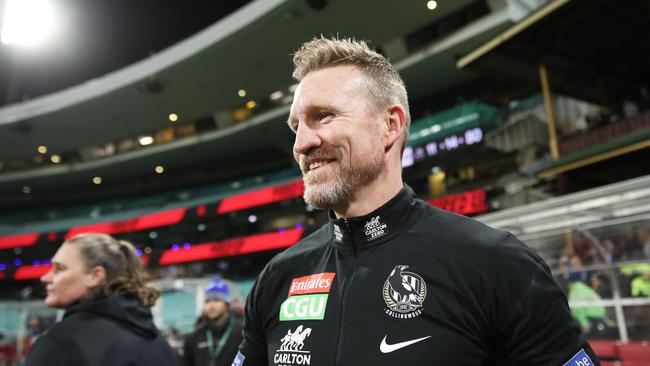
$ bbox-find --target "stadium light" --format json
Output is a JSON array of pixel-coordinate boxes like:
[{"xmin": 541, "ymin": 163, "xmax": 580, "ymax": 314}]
[
  {"xmin": 139, "ymin": 136, "xmax": 154, "ymax": 146},
  {"xmin": 1, "ymin": 0, "xmax": 58, "ymax": 47},
  {"xmin": 270, "ymin": 91, "xmax": 284, "ymax": 101}
]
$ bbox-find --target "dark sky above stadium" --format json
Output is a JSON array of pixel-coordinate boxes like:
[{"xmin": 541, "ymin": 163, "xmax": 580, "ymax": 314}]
[{"xmin": 0, "ymin": 0, "xmax": 251, "ymax": 107}]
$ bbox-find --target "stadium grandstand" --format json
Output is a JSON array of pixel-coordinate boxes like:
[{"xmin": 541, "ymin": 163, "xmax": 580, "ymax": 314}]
[{"xmin": 1, "ymin": 0, "xmax": 649, "ymax": 364}]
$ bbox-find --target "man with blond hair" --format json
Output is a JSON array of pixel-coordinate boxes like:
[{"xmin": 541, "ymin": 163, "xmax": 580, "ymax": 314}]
[{"xmin": 234, "ymin": 36, "xmax": 599, "ymax": 366}]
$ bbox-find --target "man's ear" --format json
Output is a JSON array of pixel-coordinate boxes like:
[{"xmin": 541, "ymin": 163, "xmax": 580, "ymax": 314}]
[
  {"xmin": 87, "ymin": 266, "xmax": 106, "ymax": 287},
  {"xmin": 384, "ymin": 105, "xmax": 407, "ymax": 151}
]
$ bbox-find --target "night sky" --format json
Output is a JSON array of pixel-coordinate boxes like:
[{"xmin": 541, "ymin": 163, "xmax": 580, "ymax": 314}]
[{"xmin": 0, "ymin": 0, "xmax": 251, "ymax": 107}]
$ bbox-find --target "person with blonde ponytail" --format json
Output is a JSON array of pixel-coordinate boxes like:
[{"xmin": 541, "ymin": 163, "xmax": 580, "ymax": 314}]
[{"xmin": 26, "ymin": 233, "xmax": 181, "ymax": 366}]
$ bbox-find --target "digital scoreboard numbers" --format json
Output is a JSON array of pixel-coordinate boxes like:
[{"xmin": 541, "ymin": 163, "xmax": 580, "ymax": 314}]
[{"xmin": 402, "ymin": 127, "xmax": 483, "ymax": 168}]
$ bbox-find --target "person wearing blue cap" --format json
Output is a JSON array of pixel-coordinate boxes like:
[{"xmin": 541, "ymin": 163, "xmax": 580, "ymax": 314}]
[{"xmin": 182, "ymin": 278, "xmax": 243, "ymax": 366}]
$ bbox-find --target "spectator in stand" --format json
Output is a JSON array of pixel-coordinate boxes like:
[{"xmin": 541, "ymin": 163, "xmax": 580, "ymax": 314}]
[
  {"xmin": 566, "ymin": 255, "xmax": 588, "ymax": 282},
  {"xmin": 25, "ymin": 233, "xmax": 181, "ymax": 366},
  {"xmin": 23, "ymin": 315, "xmax": 47, "ymax": 356},
  {"xmin": 620, "ymin": 263, "xmax": 650, "ymax": 297},
  {"xmin": 590, "ymin": 272, "xmax": 612, "ymax": 299},
  {"xmin": 26, "ymin": 316, "xmax": 45, "ymax": 343},
  {"xmin": 631, "ymin": 267, "xmax": 650, "ymax": 298},
  {"xmin": 182, "ymin": 278, "xmax": 243, "ymax": 366},
  {"xmin": 567, "ymin": 256, "xmax": 617, "ymax": 339},
  {"xmin": 601, "ymin": 239, "xmax": 619, "ymax": 264}
]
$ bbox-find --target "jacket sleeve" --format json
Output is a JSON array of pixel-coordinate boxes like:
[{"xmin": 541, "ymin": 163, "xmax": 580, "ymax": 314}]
[
  {"xmin": 233, "ymin": 270, "xmax": 269, "ymax": 366},
  {"xmin": 25, "ymin": 334, "xmax": 81, "ymax": 366},
  {"xmin": 491, "ymin": 234, "xmax": 600, "ymax": 366}
]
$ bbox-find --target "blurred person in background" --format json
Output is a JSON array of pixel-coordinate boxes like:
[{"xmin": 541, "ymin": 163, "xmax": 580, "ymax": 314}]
[
  {"xmin": 601, "ymin": 239, "xmax": 619, "ymax": 264},
  {"xmin": 230, "ymin": 296, "xmax": 245, "ymax": 322},
  {"xmin": 639, "ymin": 229, "xmax": 650, "ymax": 259},
  {"xmin": 23, "ymin": 315, "xmax": 47, "ymax": 356},
  {"xmin": 590, "ymin": 272, "xmax": 612, "ymax": 299},
  {"xmin": 631, "ymin": 267, "xmax": 650, "ymax": 298},
  {"xmin": 25, "ymin": 233, "xmax": 181, "ymax": 366},
  {"xmin": 25, "ymin": 316, "xmax": 46, "ymax": 344},
  {"xmin": 236, "ymin": 36, "xmax": 598, "ymax": 366},
  {"xmin": 182, "ymin": 278, "xmax": 242, "ymax": 366},
  {"xmin": 567, "ymin": 260, "xmax": 617, "ymax": 339}
]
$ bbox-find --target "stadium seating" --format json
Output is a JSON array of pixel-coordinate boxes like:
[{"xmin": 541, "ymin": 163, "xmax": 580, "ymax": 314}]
[{"xmin": 589, "ymin": 340, "xmax": 650, "ymax": 366}]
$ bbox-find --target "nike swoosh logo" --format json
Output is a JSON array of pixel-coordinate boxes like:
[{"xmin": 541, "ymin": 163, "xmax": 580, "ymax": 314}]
[{"xmin": 379, "ymin": 335, "xmax": 431, "ymax": 353}]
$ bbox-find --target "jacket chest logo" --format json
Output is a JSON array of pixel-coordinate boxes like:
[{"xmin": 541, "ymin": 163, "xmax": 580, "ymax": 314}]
[
  {"xmin": 280, "ymin": 273, "xmax": 335, "ymax": 321},
  {"xmin": 383, "ymin": 265, "xmax": 427, "ymax": 319}
]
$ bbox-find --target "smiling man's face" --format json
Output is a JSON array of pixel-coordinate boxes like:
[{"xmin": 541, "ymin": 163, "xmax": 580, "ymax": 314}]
[{"xmin": 288, "ymin": 65, "xmax": 386, "ymax": 210}]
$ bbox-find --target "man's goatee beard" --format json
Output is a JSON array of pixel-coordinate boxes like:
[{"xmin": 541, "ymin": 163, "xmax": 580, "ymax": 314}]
[{"xmin": 301, "ymin": 148, "xmax": 384, "ymax": 210}]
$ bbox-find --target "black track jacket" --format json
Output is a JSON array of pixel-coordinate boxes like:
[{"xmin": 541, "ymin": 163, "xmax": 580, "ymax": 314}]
[
  {"xmin": 26, "ymin": 296, "xmax": 181, "ymax": 366},
  {"xmin": 236, "ymin": 186, "xmax": 599, "ymax": 366}
]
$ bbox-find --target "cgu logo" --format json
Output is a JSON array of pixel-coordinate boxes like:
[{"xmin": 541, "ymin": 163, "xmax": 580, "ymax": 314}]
[{"xmin": 280, "ymin": 294, "xmax": 328, "ymax": 321}]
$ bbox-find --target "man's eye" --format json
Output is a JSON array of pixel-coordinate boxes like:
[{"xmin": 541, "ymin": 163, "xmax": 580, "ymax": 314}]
[{"xmin": 319, "ymin": 112, "xmax": 333, "ymax": 120}]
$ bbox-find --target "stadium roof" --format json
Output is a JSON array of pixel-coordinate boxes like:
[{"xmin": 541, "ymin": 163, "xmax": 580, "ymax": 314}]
[
  {"xmin": 0, "ymin": 0, "xmax": 513, "ymax": 196},
  {"xmin": 457, "ymin": 0, "xmax": 650, "ymax": 104}
]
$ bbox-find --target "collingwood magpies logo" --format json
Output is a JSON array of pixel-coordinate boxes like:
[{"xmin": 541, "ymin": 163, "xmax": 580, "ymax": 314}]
[{"xmin": 383, "ymin": 265, "xmax": 427, "ymax": 319}]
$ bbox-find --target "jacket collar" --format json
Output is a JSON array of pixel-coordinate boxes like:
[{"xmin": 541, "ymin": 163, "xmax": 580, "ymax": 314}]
[{"xmin": 328, "ymin": 185, "xmax": 419, "ymax": 252}]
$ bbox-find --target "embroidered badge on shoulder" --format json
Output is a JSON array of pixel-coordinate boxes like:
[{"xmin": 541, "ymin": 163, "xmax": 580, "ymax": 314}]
[
  {"xmin": 562, "ymin": 348, "xmax": 594, "ymax": 366},
  {"xmin": 232, "ymin": 351, "xmax": 245, "ymax": 366}
]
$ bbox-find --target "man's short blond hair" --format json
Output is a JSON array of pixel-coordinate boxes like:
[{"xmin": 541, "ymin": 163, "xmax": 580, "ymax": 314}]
[{"xmin": 292, "ymin": 36, "xmax": 411, "ymax": 148}]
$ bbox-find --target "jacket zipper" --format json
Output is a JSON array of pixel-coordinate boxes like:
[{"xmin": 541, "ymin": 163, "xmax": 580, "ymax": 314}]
[{"xmin": 335, "ymin": 219, "xmax": 359, "ymax": 366}]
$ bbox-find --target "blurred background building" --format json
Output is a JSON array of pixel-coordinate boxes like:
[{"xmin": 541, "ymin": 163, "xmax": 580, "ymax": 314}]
[{"xmin": 1, "ymin": 0, "xmax": 649, "ymax": 364}]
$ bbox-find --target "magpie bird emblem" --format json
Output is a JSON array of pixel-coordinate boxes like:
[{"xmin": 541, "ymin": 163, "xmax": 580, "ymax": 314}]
[{"xmin": 383, "ymin": 265, "xmax": 427, "ymax": 316}]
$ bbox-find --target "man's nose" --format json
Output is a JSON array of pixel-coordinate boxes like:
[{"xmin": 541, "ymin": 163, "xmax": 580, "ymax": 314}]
[
  {"xmin": 293, "ymin": 122, "xmax": 321, "ymax": 156},
  {"xmin": 41, "ymin": 268, "xmax": 53, "ymax": 283}
]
